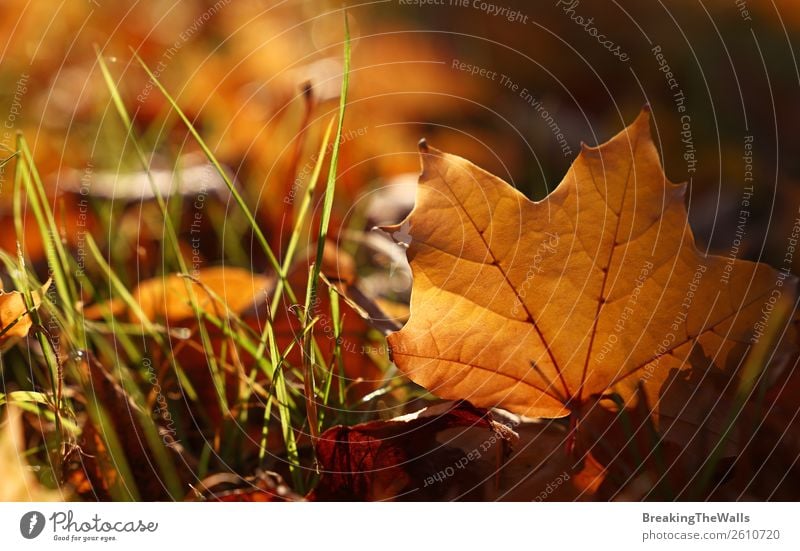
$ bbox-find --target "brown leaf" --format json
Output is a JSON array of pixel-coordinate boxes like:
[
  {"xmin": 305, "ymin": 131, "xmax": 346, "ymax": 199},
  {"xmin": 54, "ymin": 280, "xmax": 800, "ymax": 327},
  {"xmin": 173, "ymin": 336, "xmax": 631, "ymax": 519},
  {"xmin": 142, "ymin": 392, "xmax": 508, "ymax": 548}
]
[
  {"xmin": 308, "ymin": 401, "xmax": 516, "ymax": 501},
  {"xmin": 131, "ymin": 267, "xmax": 273, "ymax": 324},
  {"xmin": 387, "ymin": 109, "xmax": 796, "ymax": 446},
  {"xmin": 82, "ymin": 267, "xmax": 273, "ymax": 324},
  {"xmin": 0, "ymin": 280, "xmax": 50, "ymax": 350}
]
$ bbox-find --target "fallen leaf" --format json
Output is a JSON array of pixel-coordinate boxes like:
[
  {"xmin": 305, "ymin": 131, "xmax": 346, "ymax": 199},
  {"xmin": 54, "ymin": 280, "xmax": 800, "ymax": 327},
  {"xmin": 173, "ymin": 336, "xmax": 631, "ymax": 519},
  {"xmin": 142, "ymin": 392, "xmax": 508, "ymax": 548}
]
[
  {"xmin": 0, "ymin": 280, "xmax": 51, "ymax": 350},
  {"xmin": 129, "ymin": 266, "xmax": 273, "ymax": 324},
  {"xmin": 308, "ymin": 401, "xmax": 516, "ymax": 501},
  {"xmin": 387, "ymin": 109, "xmax": 797, "ymax": 445},
  {"xmin": 0, "ymin": 405, "xmax": 67, "ymax": 501}
]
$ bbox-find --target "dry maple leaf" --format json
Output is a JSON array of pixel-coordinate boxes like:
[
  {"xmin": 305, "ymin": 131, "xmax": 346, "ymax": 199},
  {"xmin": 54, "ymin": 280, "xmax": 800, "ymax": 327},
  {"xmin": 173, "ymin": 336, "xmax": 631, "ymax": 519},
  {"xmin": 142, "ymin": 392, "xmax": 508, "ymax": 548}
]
[
  {"xmin": 0, "ymin": 280, "xmax": 51, "ymax": 351},
  {"xmin": 387, "ymin": 109, "xmax": 796, "ymax": 436},
  {"xmin": 83, "ymin": 266, "xmax": 273, "ymax": 324},
  {"xmin": 130, "ymin": 266, "xmax": 273, "ymax": 324}
]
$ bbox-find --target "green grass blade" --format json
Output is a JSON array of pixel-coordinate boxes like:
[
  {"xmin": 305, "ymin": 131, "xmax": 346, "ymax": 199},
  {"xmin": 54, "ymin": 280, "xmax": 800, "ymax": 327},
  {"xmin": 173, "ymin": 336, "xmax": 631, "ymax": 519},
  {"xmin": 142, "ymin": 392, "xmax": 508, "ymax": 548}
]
[
  {"xmin": 309, "ymin": 13, "xmax": 351, "ymax": 293},
  {"xmin": 131, "ymin": 49, "xmax": 283, "ymax": 277}
]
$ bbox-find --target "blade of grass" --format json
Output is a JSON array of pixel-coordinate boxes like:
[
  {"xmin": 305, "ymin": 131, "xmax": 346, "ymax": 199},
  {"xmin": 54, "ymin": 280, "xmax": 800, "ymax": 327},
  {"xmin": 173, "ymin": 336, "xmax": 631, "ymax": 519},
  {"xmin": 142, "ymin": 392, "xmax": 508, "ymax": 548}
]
[
  {"xmin": 309, "ymin": 13, "xmax": 351, "ymax": 294},
  {"xmin": 268, "ymin": 117, "xmax": 335, "ymax": 319},
  {"xmin": 95, "ymin": 50, "xmax": 226, "ymax": 417},
  {"xmin": 15, "ymin": 136, "xmax": 77, "ymax": 329},
  {"xmin": 84, "ymin": 234, "xmax": 199, "ymax": 402},
  {"xmin": 0, "ymin": 151, "xmax": 17, "ymax": 167},
  {"xmin": 301, "ymin": 12, "xmax": 351, "ymax": 441},
  {"xmin": 83, "ymin": 396, "xmax": 140, "ymax": 501},
  {"xmin": 266, "ymin": 313, "xmax": 301, "ymax": 490},
  {"xmin": 131, "ymin": 49, "xmax": 283, "ymax": 278},
  {"xmin": 321, "ymin": 284, "xmax": 345, "ymax": 422},
  {"xmin": 301, "ymin": 265, "xmax": 320, "ymax": 441},
  {"xmin": 13, "ymin": 249, "xmax": 64, "ymax": 467}
]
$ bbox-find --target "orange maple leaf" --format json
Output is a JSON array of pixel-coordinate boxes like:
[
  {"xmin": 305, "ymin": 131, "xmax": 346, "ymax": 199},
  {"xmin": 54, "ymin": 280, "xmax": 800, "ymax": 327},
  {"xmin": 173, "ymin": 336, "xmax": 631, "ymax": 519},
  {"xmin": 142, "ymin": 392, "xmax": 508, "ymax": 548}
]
[{"xmin": 387, "ymin": 110, "xmax": 796, "ymax": 440}]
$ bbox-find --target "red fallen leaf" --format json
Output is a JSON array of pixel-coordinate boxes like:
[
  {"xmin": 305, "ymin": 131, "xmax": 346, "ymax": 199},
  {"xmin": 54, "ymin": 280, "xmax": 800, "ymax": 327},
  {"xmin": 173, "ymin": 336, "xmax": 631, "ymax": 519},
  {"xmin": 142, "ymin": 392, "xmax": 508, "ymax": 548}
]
[{"xmin": 308, "ymin": 401, "xmax": 516, "ymax": 501}]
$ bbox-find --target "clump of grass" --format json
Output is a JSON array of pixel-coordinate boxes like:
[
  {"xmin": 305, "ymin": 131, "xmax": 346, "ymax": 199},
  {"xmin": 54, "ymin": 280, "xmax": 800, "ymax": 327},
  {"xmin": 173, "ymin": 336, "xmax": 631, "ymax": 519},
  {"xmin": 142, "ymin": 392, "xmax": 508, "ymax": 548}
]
[{"xmin": 0, "ymin": 15, "xmax": 363, "ymax": 499}]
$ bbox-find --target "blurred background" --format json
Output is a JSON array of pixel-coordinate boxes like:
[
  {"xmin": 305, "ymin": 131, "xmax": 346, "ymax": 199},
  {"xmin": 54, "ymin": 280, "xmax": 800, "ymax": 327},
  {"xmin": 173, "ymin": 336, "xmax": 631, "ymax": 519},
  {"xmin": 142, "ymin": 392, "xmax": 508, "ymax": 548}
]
[{"xmin": 1, "ymin": 0, "xmax": 799, "ymax": 270}]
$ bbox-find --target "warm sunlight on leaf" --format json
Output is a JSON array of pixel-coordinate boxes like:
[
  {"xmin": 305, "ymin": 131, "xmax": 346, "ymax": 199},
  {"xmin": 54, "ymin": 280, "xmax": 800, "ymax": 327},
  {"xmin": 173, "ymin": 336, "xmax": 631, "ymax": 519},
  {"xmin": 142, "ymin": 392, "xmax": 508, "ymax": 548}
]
[
  {"xmin": 85, "ymin": 267, "xmax": 273, "ymax": 324},
  {"xmin": 0, "ymin": 280, "xmax": 50, "ymax": 350},
  {"xmin": 388, "ymin": 110, "xmax": 797, "ymax": 437}
]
